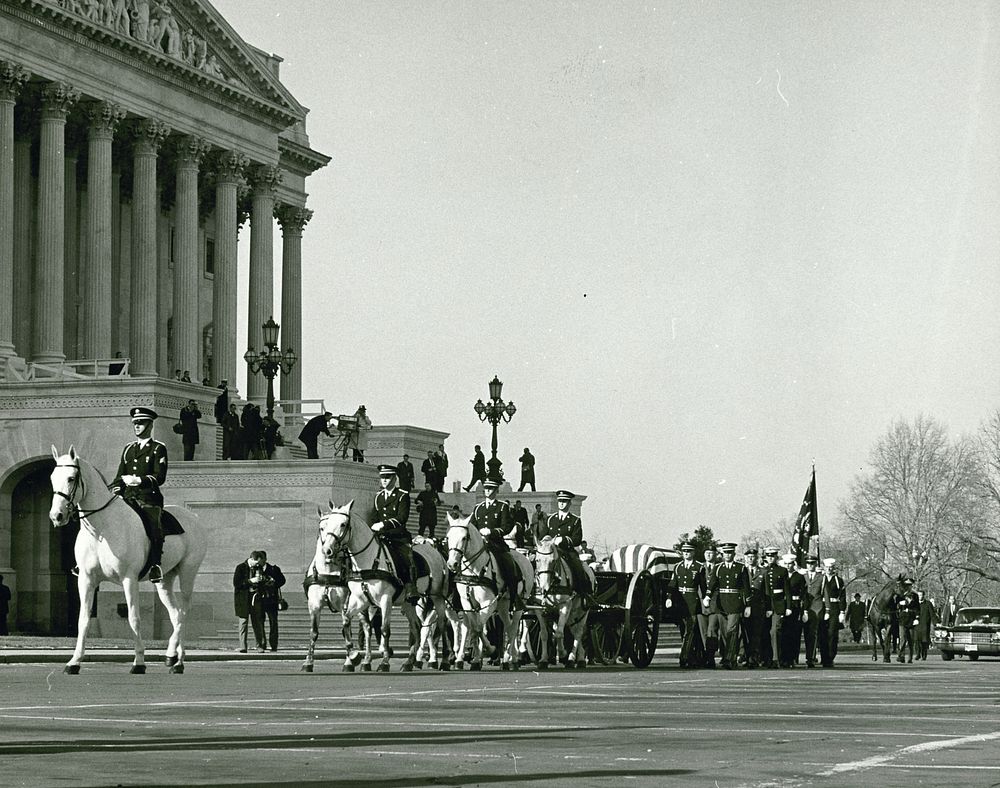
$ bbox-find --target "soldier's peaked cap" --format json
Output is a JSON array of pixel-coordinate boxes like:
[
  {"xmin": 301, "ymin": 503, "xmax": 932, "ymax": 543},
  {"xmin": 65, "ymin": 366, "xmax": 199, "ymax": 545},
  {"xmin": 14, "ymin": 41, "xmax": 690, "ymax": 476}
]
[
  {"xmin": 556, "ymin": 489, "xmax": 575, "ymax": 500},
  {"xmin": 483, "ymin": 478, "xmax": 501, "ymax": 489},
  {"xmin": 744, "ymin": 546, "xmax": 759, "ymax": 555},
  {"xmin": 377, "ymin": 464, "xmax": 397, "ymax": 476},
  {"xmin": 130, "ymin": 406, "xmax": 158, "ymax": 422},
  {"xmin": 763, "ymin": 547, "xmax": 779, "ymax": 556},
  {"xmin": 719, "ymin": 542, "xmax": 737, "ymax": 552},
  {"xmin": 805, "ymin": 555, "xmax": 819, "ymax": 564},
  {"xmin": 680, "ymin": 542, "xmax": 695, "ymax": 551}
]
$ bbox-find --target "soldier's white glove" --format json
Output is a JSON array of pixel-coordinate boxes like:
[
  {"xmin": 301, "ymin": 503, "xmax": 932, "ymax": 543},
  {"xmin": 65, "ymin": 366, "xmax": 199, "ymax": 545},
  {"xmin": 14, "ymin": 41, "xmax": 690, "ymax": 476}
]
[
  {"xmin": 371, "ymin": 522, "xmax": 385, "ymax": 532},
  {"xmin": 823, "ymin": 611, "xmax": 830, "ymax": 621},
  {"xmin": 801, "ymin": 611, "xmax": 809, "ymax": 624},
  {"xmin": 914, "ymin": 618, "xmax": 920, "ymax": 626},
  {"xmin": 783, "ymin": 608, "xmax": 792, "ymax": 617},
  {"xmin": 481, "ymin": 528, "xmax": 492, "ymax": 537},
  {"xmin": 766, "ymin": 610, "xmax": 772, "ymax": 618},
  {"xmin": 664, "ymin": 598, "xmax": 672, "ymax": 609},
  {"xmin": 839, "ymin": 612, "xmax": 846, "ymax": 625},
  {"xmin": 743, "ymin": 606, "xmax": 751, "ymax": 618},
  {"xmin": 553, "ymin": 536, "xmax": 565, "ymax": 546},
  {"xmin": 122, "ymin": 474, "xmax": 141, "ymax": 487},
  {"xmin": 702, "ymin": 596, "xmax": 711, "ymax": 608}
]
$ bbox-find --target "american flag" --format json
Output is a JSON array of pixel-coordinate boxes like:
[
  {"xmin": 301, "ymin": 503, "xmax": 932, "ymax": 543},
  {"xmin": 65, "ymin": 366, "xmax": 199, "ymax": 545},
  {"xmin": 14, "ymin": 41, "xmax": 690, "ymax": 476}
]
[{"xmin": 791, "ymin": 467, "xmax": 819, "ymax": 566}]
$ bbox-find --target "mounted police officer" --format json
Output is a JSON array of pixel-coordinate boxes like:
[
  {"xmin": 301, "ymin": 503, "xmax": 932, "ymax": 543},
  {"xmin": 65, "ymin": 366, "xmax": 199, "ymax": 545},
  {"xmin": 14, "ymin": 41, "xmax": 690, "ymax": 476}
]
[
  {"xmin": 370, "ymin": 464, "xmax": 418, "ymax": 602},
  {"xmin": 710, "ymin": 542, "xmax": 750, "ymax": 669},
  {"xmin": 666, "ymin": 542, "xmax": 702, "ymax": 667},
  {"xmin": 540, "ymin": 490, "xmax": 590, "ymax": 595},
  {"xmin": 761, "ymin": 547, "xmax": 792, "ymax": 668},
  {"xmin": 470, "ymin": 476, "xmax": 521, "ymax": 609},
  {"xmin": 110, "ymin": 406, "xmax": 168, "ymax": 583}
]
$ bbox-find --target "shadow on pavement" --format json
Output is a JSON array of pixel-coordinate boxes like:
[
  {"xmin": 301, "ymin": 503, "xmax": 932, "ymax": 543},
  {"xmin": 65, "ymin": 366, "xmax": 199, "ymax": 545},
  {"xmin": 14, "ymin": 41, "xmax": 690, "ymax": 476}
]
[{"xmin": 147, "ymin": 771, "xmax": 694, "ymax": 787}]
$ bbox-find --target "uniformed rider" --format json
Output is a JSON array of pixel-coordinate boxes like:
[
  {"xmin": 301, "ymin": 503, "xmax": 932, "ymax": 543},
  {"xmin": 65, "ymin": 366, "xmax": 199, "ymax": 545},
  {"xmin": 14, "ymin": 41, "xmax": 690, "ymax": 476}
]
[
  {"xmin": 371, "ymin": 464, "xmax": 418, "ymax": 602},
  {"xmin": 540, "ymin": 490, "xmax": 591, "ymax": 595},
  {"xmin": 470, "ymin": 477, "xmax": 522, "ymax": 609},
  {"xmin": 110, "ymin": 406, "xmax": 168, "ymax": 583}
]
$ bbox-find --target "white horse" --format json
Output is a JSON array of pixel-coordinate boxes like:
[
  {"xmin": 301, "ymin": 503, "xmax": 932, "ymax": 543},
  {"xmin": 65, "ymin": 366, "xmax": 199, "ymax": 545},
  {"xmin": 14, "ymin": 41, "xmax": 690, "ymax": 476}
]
[
  {"xmin": 532, "ymin": 536, "xmax": 594, "ymax": 668},
  {"xmin": 318, "ymin": 501, "xmax": 454, "ymax": 672},
  {"xmin": 445, "ymin": 513, "xmax": 534, "ymax": 670},
  {"xmin": 300, "ymin": 508, "xmax": 352, "ymax": 673},
  {"xmin": 48, "ymin": 446, "xmax": 208, "ymax": 674}
]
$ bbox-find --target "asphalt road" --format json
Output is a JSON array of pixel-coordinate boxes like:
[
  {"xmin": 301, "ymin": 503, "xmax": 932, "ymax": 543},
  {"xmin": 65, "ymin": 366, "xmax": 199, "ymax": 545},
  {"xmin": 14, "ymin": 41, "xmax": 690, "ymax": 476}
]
[{"xmin": 1, "ymin": 653, "xmax": 998, "ymax": 787}]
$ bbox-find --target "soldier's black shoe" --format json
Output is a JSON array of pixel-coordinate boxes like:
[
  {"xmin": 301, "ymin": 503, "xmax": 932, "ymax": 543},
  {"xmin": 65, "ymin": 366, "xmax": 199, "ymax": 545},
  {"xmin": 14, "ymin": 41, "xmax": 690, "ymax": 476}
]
[{"xmin": 148, "ymin": 565, "xmax": 163, "ymax": 583}]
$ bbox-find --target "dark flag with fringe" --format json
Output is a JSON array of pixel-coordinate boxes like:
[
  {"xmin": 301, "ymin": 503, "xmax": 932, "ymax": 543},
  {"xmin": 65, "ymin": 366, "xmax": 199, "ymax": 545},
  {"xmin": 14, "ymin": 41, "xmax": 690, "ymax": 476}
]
[{"xmin": 791, "ymin": 467, "xmax": 819, "ymax": 565}]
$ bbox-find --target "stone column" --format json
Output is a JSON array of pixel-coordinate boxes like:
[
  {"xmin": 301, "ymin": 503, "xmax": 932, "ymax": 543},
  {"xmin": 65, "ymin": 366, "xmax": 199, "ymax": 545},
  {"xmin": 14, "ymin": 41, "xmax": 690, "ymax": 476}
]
[
  {"xmin": 129, "ymin": 118, "xmax": 168, "ymax": 376},
  {"xmin": 33, "ymin": 82, "xmax": 79, "ymax": 364},
  {"xmin": 110, "ymin": 167, "xmax": 121, "ymax": 353},
  {"xmin": 172, "ymin": 135, "xmax": 210, "ymax": 377},
  {"xmin": 12, "ymin": 128, "xmax": 32, "ymax": 358},
  {"xmin": 211, "ymin": 150, "xmax": 247, "ymax": 390},
  {"xmin": 82, "ymin": 101, "xmax": 125, "ymax": 360},
  {"xmin": 245, "ymin": 164, "xmax": 282, "ymax": 402},
  {"xmin": 0, "ymin": 62, "xmax": 27, "ymax": 360},
  {"xmin": 276, "ymin": 205, "xmax": 312, "ymax": 412}
]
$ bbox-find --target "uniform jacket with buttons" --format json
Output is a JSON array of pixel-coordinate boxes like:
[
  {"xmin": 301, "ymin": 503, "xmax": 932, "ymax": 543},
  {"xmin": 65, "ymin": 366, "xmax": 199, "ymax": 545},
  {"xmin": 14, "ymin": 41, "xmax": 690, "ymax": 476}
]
[
  {"xmin": 819, "ymin": 573, "xmax": 847, "ymax": 616},
  {"xmin": 699, "ymin": 562, "xmax": 719, "ymax": 615},
  {"xmin": 539, "ymin": 512, "xmax": 583, "ymax": 546},
  {"xmin": 787, "ymin": 569, "xmax": 807, "ymax": 611},
  {"xmin": 374, "ymin": 487, "xmax": 411, "ymax": 542},
  {"xmin": 710, "ymin": 561, "xmax": 750, "ymax": 615},
  {"xmin": 470, "ymin": 498, "xmax": 513, "ymax": 545},
  {"xmin": 112, "ymin": 439, "xmax": 168, "ymax": 507},
  {"xmin": 762, "ymin": 563, "xmax": 791, "ymax": 615},
  {"xmin": 669, "ymin": 561, "xmax": 704, "ymax": 618},
  {"xmin": 894, "ymin": 590, "xmax": 919, "ymax": 628}
]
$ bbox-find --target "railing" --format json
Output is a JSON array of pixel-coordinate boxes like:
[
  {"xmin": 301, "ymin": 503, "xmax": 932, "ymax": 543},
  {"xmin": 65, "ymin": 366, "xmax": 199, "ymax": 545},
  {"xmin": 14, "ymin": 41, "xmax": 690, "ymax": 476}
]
[
  {"xmin": 275, "ymin": 398, "xmax": 326, "ymax": 429},
  {"xmin": 0, "ymin": 356, "xmax": 131, "ymax": 382}
]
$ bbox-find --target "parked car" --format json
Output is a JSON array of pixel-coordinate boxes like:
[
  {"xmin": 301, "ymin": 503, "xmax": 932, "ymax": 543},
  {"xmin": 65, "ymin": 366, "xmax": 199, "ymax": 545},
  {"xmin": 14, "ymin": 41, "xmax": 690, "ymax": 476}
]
[{"xmin": 932, "ymin": 607, "xmax": 1000, "ymax": 661}]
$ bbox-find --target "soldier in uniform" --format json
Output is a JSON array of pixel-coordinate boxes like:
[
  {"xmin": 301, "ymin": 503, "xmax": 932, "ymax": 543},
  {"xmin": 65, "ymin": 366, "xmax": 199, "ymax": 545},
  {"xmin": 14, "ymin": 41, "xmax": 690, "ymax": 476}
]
[
  {"xmin": 370, "ymin": 464, "xmax": 418, "ymax": 601},
  {"xmin": 818, "ymin": 557, "xmax": 847, "ymax": 667},
  {"xmin": 895, "ymin": 578, "xmax": 919, "ymax": 664},
  {"xmin": 709, "ymin": 542, "xmax": 750, "ymax": 669},
  {"xmin": 666, "ymin": 543, "xmax": 702, "ymax": 668},
  {"xmin": 470, "ymin": 477, "xmax": 522, "ymax": 609},
  {"xmin": 781, "ymin": 553, "xmax": 807, "ymax": 666},
  {"xmin": 110, "ymin": 406, "xmax": 168, "ymax": 583},
  {"xmin": 802, "ymin": 555, "xmax": 823, "ymax": 667},
  {"xmin": 697, "ymin": 546, "xmax": 721, "ymax": 667},
  {"xmin": 740, "ymin": 547, "xmax": 766, "ymax": 667},
  {"xmin": 761, "ymin": 547, "xmax": 792, "ymax": 668},
  {"xmin": 539, "ymin": 490, "xmax": 590, "ymax": 595}
]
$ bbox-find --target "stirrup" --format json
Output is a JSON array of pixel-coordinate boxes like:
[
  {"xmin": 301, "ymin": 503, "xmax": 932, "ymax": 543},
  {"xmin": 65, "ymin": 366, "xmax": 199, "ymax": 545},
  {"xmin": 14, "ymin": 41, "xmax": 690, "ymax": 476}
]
[
  {"xmin": 71, "ymin": 565, "xmax": 80, "ymax": 577},
  {"xmin": 149, "ymin": 565, "xmax": 163, "ymax": 583}
]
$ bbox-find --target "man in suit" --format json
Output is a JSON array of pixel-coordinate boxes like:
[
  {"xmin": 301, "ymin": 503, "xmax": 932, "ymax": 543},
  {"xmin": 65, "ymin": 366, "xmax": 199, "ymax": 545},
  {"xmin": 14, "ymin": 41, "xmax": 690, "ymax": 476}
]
[
  {"xmin": 298, "ymin": 411, "xmax": 332, "ymax": 460},
  {"xmin": 233, "ymin": 553, "xmax": 258, "ymax": 652},
  {"xmin": 761, "ymin": 548, "xmax": 792, "ymax": 668},
  {"xmin": 179, "ymin": 399, "xmax": 202, "ymax": 461},
  {"xmin": 111, "ymin": 406, "xmax": 168, "ymax": 583},
  {"xmin": 668, "ymin": 542, "xmax": 703, "ymax": 667},
  {"xmin": 697, "ymin": 546, "xmax": 721, "ymax": 668},
  {"xmin": 847, "ymin": 593, "xmax": 867, "ymax": 643},
  {"xmin": 370, "ymin": 464, "xmax": 418, "ymax": 601},
  {"xmin": 818, "ymin": 557, "xmax": 847, "ymax": 667},
  {"xmin": 940, "ymin": 595, "xmax": 960, "ymax": 627},
  {"xmin": 250, "ymin": 550, "xmax": 286, "ymax": 652},
  {"xmin": 464, "ymin": 445, "xmax": 487, "ymax": 492},
  {"xmin": 511, "ymin": 500, "xmax": 531, "ymax": 549},
  {"xmin": 396, "ymin": 453, "xmax": 416, "ymax": 492},
  {"xmin": 913, "ymin": 589, "xmax": 936, "ymax": 660},
  {"xmin": 421, "ymin": 451, "xmax": 438, "ymax": 490},
  {"xmin": 213, "ymin": 380, "xmax": 229, "ymax": 424},
  {"xmin": 710, "ymin": 542, "xmax": 750, "ymax": 669},
  {"xmin": 538, "ymin": 490, "xmax": 590, "ymax": 595},
  {"xmin": 470, "ymin": 477, "xmax": 522, "ymax": 609}
]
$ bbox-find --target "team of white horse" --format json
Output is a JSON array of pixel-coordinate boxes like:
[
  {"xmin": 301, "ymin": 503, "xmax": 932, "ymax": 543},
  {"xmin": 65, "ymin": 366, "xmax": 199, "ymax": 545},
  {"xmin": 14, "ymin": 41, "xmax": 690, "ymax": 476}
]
[{"xmin": 47, "ymin": 447, "xmax": 592, "ymax": 675}]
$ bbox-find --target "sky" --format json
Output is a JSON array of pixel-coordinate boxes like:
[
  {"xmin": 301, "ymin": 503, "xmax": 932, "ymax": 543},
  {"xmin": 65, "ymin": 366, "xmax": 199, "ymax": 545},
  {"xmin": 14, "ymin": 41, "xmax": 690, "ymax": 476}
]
[{"xmin": 213, "ymin": 0, "xmax": 1000, "ymax": 552}]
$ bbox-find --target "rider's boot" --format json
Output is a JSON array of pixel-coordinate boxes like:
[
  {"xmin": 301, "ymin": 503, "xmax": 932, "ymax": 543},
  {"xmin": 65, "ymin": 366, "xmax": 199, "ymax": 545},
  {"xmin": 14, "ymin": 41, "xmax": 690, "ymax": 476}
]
[
  {"xmin": 404, "ymin": 556, "xmax": 419, "ymax": 603},
  {"xmin": 147, "ymin": 511, "xmax": 165, "ymax": 584}
]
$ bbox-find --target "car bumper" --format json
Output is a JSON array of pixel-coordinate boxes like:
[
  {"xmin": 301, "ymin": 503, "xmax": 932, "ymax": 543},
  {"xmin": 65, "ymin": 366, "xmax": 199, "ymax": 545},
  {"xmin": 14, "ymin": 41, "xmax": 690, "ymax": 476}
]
[{"xmin": 935, "ymin": 643, "xmax": 1000, "ymax": 656}]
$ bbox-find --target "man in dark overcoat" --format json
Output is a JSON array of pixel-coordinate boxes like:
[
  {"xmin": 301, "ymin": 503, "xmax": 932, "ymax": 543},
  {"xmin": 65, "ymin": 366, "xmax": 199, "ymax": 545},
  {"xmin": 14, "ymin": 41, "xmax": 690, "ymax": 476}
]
[
  {"xmin": 179, "ymin": 399, "xmax": 201, "ymax": 461},
  {"xmin": 298, "ymin": 411, "xmax": 332, "ymax": 460}
]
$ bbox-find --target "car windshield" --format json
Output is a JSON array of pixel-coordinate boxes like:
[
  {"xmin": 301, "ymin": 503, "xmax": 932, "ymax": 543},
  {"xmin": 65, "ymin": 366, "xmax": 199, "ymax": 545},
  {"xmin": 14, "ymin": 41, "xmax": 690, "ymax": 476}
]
[{"xmin": 956, "ymin": 609, "xmax": 1000, "ymax": 626}]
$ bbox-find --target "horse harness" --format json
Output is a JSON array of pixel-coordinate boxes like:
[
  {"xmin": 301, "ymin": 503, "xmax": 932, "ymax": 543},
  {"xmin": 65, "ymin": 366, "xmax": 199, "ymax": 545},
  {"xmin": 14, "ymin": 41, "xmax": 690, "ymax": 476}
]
[
  {"xmin": 449, "ymin": 523, "xmax": 501, "ymax": 611},
  {"xmin": 53, "ymin": 462, "xmax": 119, "ymax": 522}
]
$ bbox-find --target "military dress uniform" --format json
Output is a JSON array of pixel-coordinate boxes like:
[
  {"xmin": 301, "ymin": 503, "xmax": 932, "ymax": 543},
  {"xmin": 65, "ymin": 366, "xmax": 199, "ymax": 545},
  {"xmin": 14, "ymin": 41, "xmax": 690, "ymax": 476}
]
[
  {"xmin": 709, "ymin": 547, "xmax": 750, "ymax": 669},
  {"xmin": 817, "ymin": 564, "xmax": 846, "ymax": 666},
  {"xmin": 667, "ymin": 552, "xmax": 703, "ymax": 667},
  {"xmin": 783, "ymin": 562, "xmax": 807, "ymax": 665},
  {"xmin": 111, "ymin": 407, "xmax": 168, "ymax": 580},
  {"xmin": 802, "ymin": 563, "xmax": 824, "ymax": 667},
  {"xmin": 761, "ymin": 553, "xmax": 791, "ymax": 668},
  {"xmin": 697, "ymin": 553, "xmax": 721, "ymax": 667},
  {"xmin": 895, "ymin": 587, "xmax": 919, "ymax": 663},
  {"xmin": 743, "ymin": 557, "xmax": 769, "ymax": 667},
  {"xmin": 470, "ymin": 485, "xmax": 523, "ymax": 607},
  {"xmin": 372, "ymin": 467, "xmax": 418, "ymax": 597},
  {"xmin": 540, "ymin": 493, "xmax": 590, "ymax": 594}
]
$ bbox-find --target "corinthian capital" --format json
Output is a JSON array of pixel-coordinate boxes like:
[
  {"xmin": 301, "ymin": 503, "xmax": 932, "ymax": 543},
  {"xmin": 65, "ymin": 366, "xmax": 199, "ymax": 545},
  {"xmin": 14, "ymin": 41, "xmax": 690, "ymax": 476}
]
[
  {"xmin": 85, "ymin": 101, "xmax": 127, "ymax": 138},
  {"xmin": 39, "ymin": 82, "xmax": 80, "ymax": 118},
  {"xmin": 214, "ymin": 149, "xmax": 249, "ymax": 184},
  {"xmin": 275, "ymin": 205, "xmax": 314, "ymax": 236},
  {"xmin": 132, "ymin": 118, "xmax": 171, "ymax": 153},
  {"xmin": 0, "ymin": 61, "xmax": 28, "ymax": 102},
  {"xmin": 174, "ymin": 135, "xmax": 211, "ymax": 167},
  {"xmin": 249, "ymin": 164, "xmax": 283, "ymax": 194}
]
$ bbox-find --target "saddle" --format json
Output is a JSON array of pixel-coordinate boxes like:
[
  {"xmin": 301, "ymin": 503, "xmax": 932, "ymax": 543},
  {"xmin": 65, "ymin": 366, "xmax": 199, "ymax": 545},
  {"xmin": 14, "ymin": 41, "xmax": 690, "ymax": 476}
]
[
  {"xmin": 127, "ymin": 505, "xmax": 184, "ymax": 581},
  {"xmin": 379, "ymin": 539, "xmax": 429, "ymax": 588}
]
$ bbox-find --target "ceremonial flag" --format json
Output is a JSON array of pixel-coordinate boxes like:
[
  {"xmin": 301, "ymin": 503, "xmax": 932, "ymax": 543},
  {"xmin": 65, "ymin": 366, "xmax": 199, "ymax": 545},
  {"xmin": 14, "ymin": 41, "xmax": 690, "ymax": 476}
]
[{"xmin": 791, "ymin": 466, "xmax": 819, "ymax": 566}]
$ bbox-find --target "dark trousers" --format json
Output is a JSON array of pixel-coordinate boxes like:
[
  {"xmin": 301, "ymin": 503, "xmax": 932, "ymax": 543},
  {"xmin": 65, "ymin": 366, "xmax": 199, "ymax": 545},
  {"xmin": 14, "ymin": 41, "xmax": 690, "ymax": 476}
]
[
  {"xmin": 417, "ymin": 517, "xmax": 436, "ymax": 538},
  {"xmin": 698, "ymin": 612, "xmax": 721, "ymax": 664},
  {"xmin": 803, "ymin": 610, "xmax": 820, "ymax": 665},
  {"xmin": 720, "ymin": 613, "xmax": 742, "ymax": 666},
  {"xmin": 898, "ymin": 625, "xmax": 915, "ymax": 661},
  {"xmin": 303, "ymin": 436, "xmax": 319, "ymax": 459},
  {"xmin": 183, "ymin": 440, "xmax": 196, "ymax": 461},
  {"xmin": 850, "ymin": 626, "xmax": 863, "ymax": 643},
  {"xmin": 818, "ymin": 616, "xmax": 840, "ymax": 665},
  {"xmin": 464, "ymin": 473, "xmax": 486, "ymax": 492},
  {"xmin": 768, "ymin": 612, "xmax": 785, "ymax": 665},
  {"xmin": 518, "ymin": 479, "xmax": 536, "ymax": 492},
  {"xmin": 251, "ymin": 596, "xmax": 278, "ymax": 650},
  {"xmin": 238, "ymin": 616, "xmax": 249, "ymax": 650},
  {"xmin": 781, "ymin": 608, "xmax": 803, "ymax": 665},
  {"xmin": 678, "ymin": 614, "xmax": 698, "ymax": 666}
]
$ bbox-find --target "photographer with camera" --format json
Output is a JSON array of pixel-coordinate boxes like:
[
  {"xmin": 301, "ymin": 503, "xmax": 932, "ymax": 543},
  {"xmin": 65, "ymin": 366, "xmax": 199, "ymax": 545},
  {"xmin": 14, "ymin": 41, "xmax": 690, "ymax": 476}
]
[{"xmin": 250, "ymin": 550, "xmax": 286, "ymax": 652}]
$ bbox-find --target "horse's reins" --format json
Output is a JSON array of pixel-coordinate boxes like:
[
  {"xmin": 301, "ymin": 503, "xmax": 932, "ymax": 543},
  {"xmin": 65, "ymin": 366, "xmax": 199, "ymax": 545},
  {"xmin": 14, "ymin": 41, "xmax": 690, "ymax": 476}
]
[{"xmin": 53, "ymin": 462, "xmax": 119, "ymax": 520}]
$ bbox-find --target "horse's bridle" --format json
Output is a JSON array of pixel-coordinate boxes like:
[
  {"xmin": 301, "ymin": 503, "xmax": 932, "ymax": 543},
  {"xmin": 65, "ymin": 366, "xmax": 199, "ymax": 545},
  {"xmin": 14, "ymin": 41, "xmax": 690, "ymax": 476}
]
[
  {"xmin": 447, "ymin": 523, "xmax": 488, "ymax": 571},
  {"xmin": 322, "ymin": 513, "xmax": 376, "ymax": 566},
  {"xmin": 52, "ymin": 462, "xmax": 117, "ymax": 522}
]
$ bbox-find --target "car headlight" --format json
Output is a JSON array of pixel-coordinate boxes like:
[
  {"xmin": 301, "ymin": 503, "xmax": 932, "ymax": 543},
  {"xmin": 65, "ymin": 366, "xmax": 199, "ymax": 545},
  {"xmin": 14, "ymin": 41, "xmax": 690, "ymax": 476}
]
[{"xmin": 991, "ymin": 632, "xmax": 1000, "ymax": 644}]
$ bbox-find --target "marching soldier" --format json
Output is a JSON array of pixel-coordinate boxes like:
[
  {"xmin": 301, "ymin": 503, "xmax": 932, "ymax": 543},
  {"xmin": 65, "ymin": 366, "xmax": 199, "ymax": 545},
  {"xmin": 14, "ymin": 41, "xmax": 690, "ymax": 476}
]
[
  {"xmin": 739, "ymin": 546, "xmax": 763, "ymax": 667},
  {"xmin": 110, "ymin": 406, "xmax": 168, "ymax": 583},
  {"xmin": 666, "ymin": 543, "xmax": 703, "ymax": 667},
  {"xmin": 697, "ymin": 546, "xmax": 721, "ymax": 667},
  {"xmin": 761, "ymin": 547, "xmax": 792, "ymax": 668},
  {"xmin": 371, "ymin": 464, "xmax": 418, "ymax": 602},
  {"xmin": 709, "ymin": 542, "xmax": 750, "ymax": 669},
  {"xmin": 539, "ymin": 490, "xmax": 591, "ymax": 595},
  {"xmin": 895, "ymin": 578, "xmax": 919, "ymax": 664},
  {"xmin": 470, "ymin": 477, "xmax": 522, "ymax": 609},
  {"xmin": 802, "ymin": 555, "xmax": 823, "ymax": 667},
  {"xmin": 818, "ymin": 557, "xmax": 847, "ymax": 667},
  {"xmin": 781, "ymin": 553, "xmax": 807, "ymax": 666}
]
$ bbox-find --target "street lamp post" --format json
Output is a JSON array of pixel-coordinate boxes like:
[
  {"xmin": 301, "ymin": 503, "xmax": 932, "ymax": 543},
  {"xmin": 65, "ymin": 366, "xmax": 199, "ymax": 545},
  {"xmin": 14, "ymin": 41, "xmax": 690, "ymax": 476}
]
[
  {"xmin": 474, "ymin": 375, "xmax": 517, "ymax": 482},
  {"xmin": 244, "ymin": 316, "xmax": 297, "ymax": 422}
]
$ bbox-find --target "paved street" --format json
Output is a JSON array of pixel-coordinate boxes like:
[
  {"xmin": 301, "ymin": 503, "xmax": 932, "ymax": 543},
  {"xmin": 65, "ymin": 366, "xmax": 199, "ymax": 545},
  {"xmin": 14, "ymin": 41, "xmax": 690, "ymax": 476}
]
[{"xmin": 1, "ymin": 652, "xmax": 998, "ymax": 787}]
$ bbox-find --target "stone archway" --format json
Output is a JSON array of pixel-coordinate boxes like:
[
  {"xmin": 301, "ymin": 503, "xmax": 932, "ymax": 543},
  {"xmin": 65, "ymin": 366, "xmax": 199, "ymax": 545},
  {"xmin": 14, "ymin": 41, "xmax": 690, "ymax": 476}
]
[{"xmin": 1, "ymin": 458, "xmax": 79, "ymax": 635}]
